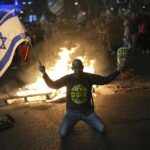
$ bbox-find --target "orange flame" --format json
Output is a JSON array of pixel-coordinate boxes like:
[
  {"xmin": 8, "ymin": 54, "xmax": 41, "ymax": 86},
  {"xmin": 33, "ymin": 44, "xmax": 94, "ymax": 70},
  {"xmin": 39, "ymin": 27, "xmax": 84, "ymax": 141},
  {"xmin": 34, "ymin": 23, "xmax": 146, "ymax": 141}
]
[{"xmin": 16, "ymin": 47, "xmax": 95, "ymax": 98}]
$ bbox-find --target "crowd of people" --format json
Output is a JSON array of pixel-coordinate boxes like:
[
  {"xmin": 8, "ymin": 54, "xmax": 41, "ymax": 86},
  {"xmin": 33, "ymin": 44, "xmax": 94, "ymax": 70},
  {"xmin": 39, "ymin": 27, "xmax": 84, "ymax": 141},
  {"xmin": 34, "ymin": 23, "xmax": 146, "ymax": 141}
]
[{"xmin": 12, "ymin": 8, "xmax": 150, "ymax": 67}]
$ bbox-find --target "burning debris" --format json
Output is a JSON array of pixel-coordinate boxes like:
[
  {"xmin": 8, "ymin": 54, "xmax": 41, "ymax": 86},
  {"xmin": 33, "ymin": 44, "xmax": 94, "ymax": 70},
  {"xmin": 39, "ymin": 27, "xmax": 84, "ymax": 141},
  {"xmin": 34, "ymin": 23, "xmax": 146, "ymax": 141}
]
[
  {"xmin": 1, "ymin": 45, "xmax": 149, "ymax": 106},
  {"xmin": 14, "ymin": 46, "xmax": 95, "ymax": 103},
  {"xmin": 0, "ymin": 46, "xmax": 96, "ymax": 106}
]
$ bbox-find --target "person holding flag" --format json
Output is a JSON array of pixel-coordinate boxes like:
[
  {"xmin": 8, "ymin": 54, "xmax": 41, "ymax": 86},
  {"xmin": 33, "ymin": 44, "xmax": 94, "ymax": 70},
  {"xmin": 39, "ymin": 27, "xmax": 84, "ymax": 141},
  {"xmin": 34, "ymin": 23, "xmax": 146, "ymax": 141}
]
[{"xmin": 39, "ymin": 58, "xmax": 124, "ymax": 138}]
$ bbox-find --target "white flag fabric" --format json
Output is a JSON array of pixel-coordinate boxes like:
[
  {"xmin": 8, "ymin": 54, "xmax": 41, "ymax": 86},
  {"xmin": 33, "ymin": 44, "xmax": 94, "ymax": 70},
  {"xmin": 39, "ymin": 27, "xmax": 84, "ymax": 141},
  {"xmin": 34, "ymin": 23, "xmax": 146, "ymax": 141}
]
[{"xmin": 0, "ymin": 9, "xmax": 27, "ymax": 77}]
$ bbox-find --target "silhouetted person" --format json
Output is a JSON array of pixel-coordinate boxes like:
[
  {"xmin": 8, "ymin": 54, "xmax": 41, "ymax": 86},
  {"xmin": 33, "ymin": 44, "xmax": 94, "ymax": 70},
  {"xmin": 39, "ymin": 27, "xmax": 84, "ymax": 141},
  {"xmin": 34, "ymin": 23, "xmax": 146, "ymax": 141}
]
[{"xmin": 39, "ymin": 59, "xmax": 122, "ymax": 138}]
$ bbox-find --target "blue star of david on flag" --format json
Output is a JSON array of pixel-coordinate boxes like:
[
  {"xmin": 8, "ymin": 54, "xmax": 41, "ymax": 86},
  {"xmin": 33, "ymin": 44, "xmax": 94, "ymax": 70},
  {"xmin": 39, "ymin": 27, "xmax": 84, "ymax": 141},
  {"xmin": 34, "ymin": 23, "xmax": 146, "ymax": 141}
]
[
  {"xmin": 0, "ymin": 32, "xmax": 7, "ymax": 49},
  {"xmin": 0, "ymin": 9, "xmax": 28, "ymax": 77}
]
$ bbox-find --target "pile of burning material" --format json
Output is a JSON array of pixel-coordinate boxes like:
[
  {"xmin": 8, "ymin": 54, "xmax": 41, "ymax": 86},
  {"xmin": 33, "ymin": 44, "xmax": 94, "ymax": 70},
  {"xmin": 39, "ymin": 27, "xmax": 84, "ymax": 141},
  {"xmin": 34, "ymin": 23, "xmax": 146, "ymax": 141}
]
[
  {"xmin": 3, "ymin": 90, "xmax": 66, "ymax": 105},
  {"xmin": 1, "ymin": 47, "xmax": 95, "ymax": 105}
]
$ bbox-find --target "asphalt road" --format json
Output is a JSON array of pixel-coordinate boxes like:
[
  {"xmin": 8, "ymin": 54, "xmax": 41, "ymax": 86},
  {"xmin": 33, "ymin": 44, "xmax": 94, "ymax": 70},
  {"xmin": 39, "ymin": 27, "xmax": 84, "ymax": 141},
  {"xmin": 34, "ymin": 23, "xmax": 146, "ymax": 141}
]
[
  {"xmin": 0, "ymin": 54, "xmax": 150, "ymax": 150},
  {"xmin": 0, "ymin": 90, "xmax": 150, "ymax": 150}
]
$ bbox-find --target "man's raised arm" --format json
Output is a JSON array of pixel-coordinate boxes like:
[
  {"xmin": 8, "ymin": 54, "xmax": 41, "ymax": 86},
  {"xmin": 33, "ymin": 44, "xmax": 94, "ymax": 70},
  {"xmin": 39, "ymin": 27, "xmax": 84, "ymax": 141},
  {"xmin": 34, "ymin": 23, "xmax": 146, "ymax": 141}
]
[{"xmin": 39, "ymin": 65, "xmax": 67, "ymax": 89}]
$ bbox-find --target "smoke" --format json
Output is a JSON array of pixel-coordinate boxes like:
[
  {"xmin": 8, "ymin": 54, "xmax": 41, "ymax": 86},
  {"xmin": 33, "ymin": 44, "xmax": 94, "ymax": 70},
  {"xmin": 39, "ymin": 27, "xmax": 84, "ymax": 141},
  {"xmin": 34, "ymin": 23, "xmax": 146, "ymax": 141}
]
[{"xmin": 17, "ymin": 27, "xmax": 116, "ymax": 84}]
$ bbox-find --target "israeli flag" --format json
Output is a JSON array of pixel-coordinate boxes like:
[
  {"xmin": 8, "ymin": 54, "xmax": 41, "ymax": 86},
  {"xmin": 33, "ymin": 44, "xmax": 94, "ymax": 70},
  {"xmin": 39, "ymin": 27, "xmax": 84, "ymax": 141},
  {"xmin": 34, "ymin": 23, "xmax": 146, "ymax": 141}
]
[{"xmin": 0, "ymin": 9, "xmax": 27, "ymax": 77}]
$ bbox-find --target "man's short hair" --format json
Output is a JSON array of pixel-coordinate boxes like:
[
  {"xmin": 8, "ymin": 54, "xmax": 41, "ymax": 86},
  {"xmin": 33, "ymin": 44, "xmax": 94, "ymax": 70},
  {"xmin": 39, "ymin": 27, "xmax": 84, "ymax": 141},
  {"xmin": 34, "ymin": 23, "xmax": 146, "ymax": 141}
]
[{"xmin": 72, "ymin": 59, "xmax": 83, "ymax": 69}]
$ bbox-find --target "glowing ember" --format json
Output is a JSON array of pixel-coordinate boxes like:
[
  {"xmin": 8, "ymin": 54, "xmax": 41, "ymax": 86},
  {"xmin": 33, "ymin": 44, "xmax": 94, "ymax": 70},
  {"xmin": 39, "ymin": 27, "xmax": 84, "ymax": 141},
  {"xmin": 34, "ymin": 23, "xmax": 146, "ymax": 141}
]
[{"xmin": 16, "ymin": 46, "xmax": 95, "ymax": 98}]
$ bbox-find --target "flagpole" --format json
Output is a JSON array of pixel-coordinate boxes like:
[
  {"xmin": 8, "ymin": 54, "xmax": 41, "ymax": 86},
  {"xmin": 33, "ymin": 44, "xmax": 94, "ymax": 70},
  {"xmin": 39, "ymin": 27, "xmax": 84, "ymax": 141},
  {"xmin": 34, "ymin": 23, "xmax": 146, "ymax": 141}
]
[
  {"xmin": 24, "ymin": 45, "xmax": 29, "ymax": 61},
  {"xmin": 27, "ymin": 41, "xmax": 42, "ymax": 66}
]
